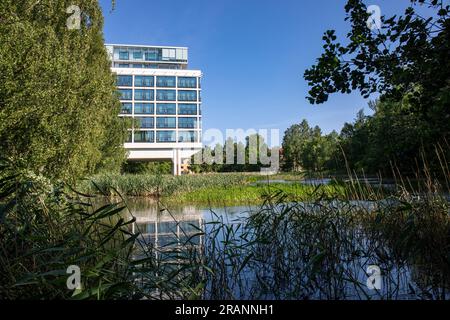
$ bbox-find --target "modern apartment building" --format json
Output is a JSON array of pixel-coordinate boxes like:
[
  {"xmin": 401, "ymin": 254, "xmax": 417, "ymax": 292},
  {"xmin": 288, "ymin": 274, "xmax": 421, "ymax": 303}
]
[{"xmin": 105, "ymin": 44, "xmax": 202, "ymax": 175}]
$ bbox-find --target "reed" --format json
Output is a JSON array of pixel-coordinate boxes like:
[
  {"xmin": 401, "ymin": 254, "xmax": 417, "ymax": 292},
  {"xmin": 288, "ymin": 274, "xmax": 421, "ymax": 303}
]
[{"xmin": 0, "ymin": 156, "xmax": 449, "ymax": 300}]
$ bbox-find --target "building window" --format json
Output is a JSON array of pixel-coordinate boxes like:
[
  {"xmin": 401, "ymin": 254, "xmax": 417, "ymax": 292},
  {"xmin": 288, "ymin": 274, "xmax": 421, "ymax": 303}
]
[
  {"xmin": 119, "ymin": 50, "xmax": 129, "ymax": 60},
  {"xmin": 178, "ymin": 131, "xmax": 197, "ymax": 143},
  {"xmin": 178, "ymin": 117, "xmax": 197, "ymax": 129},
  {"xmin": 199, "ymin": 105, "xmax": 202, "ymax": 115},
  {"xmin": 135, "ymin": 76, "xmax": 154, "ymax": 87},
  {"xmin": 133, "ymin": 51, "xmax": 143, "ymax": 60},
  {"xmin": 134, "ymin": 89, "xmax": 154, "ymax": 101},
  {"xmin": 125, "ymin": 131, "xmax": 132, "ymax": 143},
  {"xmin": 156, "ymin": 76, "xmax": 176, "ymax": 87},
  {"xmin": 134, "ymin": 103, "xmax": 154, "ymax": 114},
  {"xmin": 156, "ymin": 90, "xmax": 176, "ymax": 101},
  {"xmin": 134, "ymin": 131, "xmax": 154, "ymax": 143},
  {"xmin": 156, "ymin": 131, "xmax": 176, "ymax": 143},
  {"xmin": 178, "ymin": 104, "xmax": 197, "ymax": 115},
  {"xmin": 145, "ymin": 50, "xmax": 158, "ymax": 61},
  {"xmin": 120, "ymin": 103, "xmax": 132, "ymax": 114},
  {"xmin": 118, "ymin": 64, "xmax": 129, "ymax": 68},
  {"xmin": 117, "ymin": 75, "xmax": 132, "ymax": 87},
  {"xmin": 178, "ymin": 77, "xmax": 197, "ymax": 88},
  {"xmin": 156, "ymin": 117, "xmax": 176, "ymax": 128},
  {"xmin": 156, "ymin": 104, "xmax": 176, "ymax": 115},
  {"xmin": 178, "ymin": 90, "xmax": 197, "ymax": 101},
  {"xmin": 135, "ymin": 117, "xmax": 154, "ymax": 129},
  {"xmin": 118, "ymin": 89, "xmax": 132, "ymax": 100}
]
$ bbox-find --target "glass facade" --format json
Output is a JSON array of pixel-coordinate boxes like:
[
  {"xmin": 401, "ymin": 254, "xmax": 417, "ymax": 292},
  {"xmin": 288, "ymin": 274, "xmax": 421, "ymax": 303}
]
[
  {"xmin": 178, "ymin": 104, "xmax": 197, "ymax": 115},
  {"xmin": 178, "ymin": 77, "xmax": 197, "ymax": 88},
  {"xmin": 133, "ymin": 51, "xmax": 143, "ymax": 60},
  {"xmin": 156, "ymin": 131, "xmax": 176, "ymax": 143},
  {"xmin": 134, "ymin": 103, "xmax": 154, "ymax": 114},
  {"xmin": 178, "ymin": 131, "xmax": 197, "ymax": 143},
  {"xmin": 156, "ymin": 90, "xmax": 176, "ymax": 101},
  {"xmin": 156, "ymin": 104, "xmax": 176, "ymax": 115},
  {"xmin": 119, "ymin": 51, "xmax": 129, "ymax": 60},
  {"xmin": 156, "ymin": 117, "xmax": 176, "ymax": 128},
  {"xmin": 135, "ymin": 117, "xmax": 154, "ymax": 129},
  {"xmin": 120, "ymin": 103, "xmax": 132, "ymax": 114},
  {"xmin": 178, "ymin": 117, "xmax": 197, "ymax": 129},
  {"xmin": 156, "ymin": 76, "xmax": 176, "ymax": 87},
  {"xmin": 134, "ymin": 89, "xmax": 154, "ymax": 101},
  {"xmin": 135, "ymin": 76, "xmax": 154, "ymax": 87},
  {"xmin": 118, "ymin": 89, "xmax": 132, "ymax": 100},
  {"xmin": 178, "ymin": 90, "xmax": 197, "ymax": 101},
  {"xmin": 114, "ymin": 70, "xmax": 201, "ymax": 144},
  {"xmin": 117, "ymin": 75, "xmax": 132, "ymax": 86},
  {"xmin": 134, "ymin": 131, "xmax": 154, "ymax": 143},
  {"xmin": 114, "ymin": 47, "xmax": 187, "ymax": 63}
]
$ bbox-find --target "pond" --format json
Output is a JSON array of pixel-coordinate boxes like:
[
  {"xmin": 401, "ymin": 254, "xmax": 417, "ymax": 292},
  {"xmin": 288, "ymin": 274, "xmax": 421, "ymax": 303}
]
[{"xmin": 119, "ymin": 197, "xmax": 450, "ymax": 300}]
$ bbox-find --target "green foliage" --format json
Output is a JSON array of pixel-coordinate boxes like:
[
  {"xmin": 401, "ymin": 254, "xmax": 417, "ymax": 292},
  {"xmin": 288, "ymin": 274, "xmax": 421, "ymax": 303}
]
[
  {"xmin": 1, "ymin": 158, "xmax": 449, "ymax": 300},
  {"xmin": 282, "ymin": 119, "xmax": 340, "ymax": 172},
  {"xmin": 0, "ymin": 0, "xmax": 128, "ymax": 181},
  {"xmin": 190, "ymin": 134, "xmax": 273, "ymax": 173},
  {"xmin": 122, "ymin": 161, "xmax": 172, "ymax": 175},
  {"xmin": 303, "ymin": 0, "xmax": 450, "ymax": 175},
  {"xmin": 80, "ymin": 172, "xmax": 249, "ymax": 197}
]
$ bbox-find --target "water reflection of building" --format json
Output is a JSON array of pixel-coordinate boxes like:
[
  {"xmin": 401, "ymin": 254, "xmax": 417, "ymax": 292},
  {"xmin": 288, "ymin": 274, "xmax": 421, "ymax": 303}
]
[{"xmin": 129, "ymin": 203, "xmax": 204, "ymax": 262}]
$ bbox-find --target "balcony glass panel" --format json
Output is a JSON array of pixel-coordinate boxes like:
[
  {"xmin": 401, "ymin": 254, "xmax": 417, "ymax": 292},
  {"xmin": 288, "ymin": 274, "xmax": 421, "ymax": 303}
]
[
  {"xmin": 178, "ymin": 90, "xmax": 197, "ymax": 101},
  {"xmin": 178, "ymin": 104, "xmax": 197, "ymax": 115},
  {"xmin": 134, "ymin": 103, "xmax": 154, "ymax": 114},
  {"xmin": 135, "ymin": 117, "xmax": 154, "ymax": 129},
  {"xmin": 117, "ymin": 75, "xmax": 132, "ymax": 87},
  {"xmin": 133, "ymin": 51, "xmax": 143, "ymax": 60},
  {"xmin": 120, "ymin": 103, "xmax": 132, "ymax": 114},
  {"xmin": 156, "ymin": 90, "xmax": 176, "ymax": 101},
  {"xmin": 156, "ymin": 131, "xmax": 176, "ymax": 143},
  {"xmin": 156, "ymin": 117, "xmax": 176, "ymax": 128},
  {"xmin": 178, "ymin": 117, "xmax": 197, "ymax": 129},
  {"xmin": 119, "ymin": 51, "xmax": 129, "ymax": 60},
  {"xmin": 178, "ymin": 131, "xmax": 197, "ymax": 143},
  {"xmin": 135, "ymin": 76, "xmax": 154, "ymax": 87},
  {"xmin": 118, "ymin": 89, "xmax": 132, "ymax": 100},
  {"xmin": 134, "ymin": 131, "xmax": 154, "ymax": 143},
  {"xmin": 156, "ymin": 104, "xmax": 176, "ymax": 115},
  {"xmin": 178, "ymin": 77, "xmax": 197, "ymax": 88},
  {"xmin": 156, "ymin": 76, "xmax": 176, "ymax": 87},
  {"xmin": 134, "ymin": 89, "xmax": 154, "ymax": 101}
]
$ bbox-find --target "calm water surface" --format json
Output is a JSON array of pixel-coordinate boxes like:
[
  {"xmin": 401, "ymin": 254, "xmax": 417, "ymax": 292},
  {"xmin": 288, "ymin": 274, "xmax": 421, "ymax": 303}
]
[{"xmin": 117, "ymin": 196, "xmax": 449, "ymax": 300}]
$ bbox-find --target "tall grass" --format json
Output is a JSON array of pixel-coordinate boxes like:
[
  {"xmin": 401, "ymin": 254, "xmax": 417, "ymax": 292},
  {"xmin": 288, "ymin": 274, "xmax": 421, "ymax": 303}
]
[
  {"xmin": 1, "ymin": 155, "xmax": 449, "ymax": 300},
  {"xmin": 78, "ymin": 173, "xmax": 249, "ymax": 197}
]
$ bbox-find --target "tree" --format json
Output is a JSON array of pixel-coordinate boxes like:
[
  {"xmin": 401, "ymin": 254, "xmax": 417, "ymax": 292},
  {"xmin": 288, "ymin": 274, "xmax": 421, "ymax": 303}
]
[
  {"xmin": 282, "ymin": 120, "xmax": 312, "ymax": 171},
  {"xmin": 0, "ymin": 0, "xmax": 127, "ymax": 181},
  {"xmin": 304, "ymin": 0, "xmax": 449, "ymax": 174}
]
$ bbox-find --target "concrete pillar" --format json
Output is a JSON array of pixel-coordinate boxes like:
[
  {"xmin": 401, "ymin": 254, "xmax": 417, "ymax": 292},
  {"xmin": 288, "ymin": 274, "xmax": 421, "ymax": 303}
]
[
  {"xmin": 172, "ymin": 149, "xmax": 182, "ymax": 176},
  {"xmin": 172, "ymin": 149, "xmax": 178, "ymax": 176},
  {"xmin": 177, "ymin": 151, "xmax": 182, "ymax": 176}
]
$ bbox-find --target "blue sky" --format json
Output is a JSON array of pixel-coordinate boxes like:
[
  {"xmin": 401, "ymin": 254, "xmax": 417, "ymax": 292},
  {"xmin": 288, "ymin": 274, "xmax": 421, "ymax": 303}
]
[{"xmin": 99, "ymin": 0, "xmax": 434, "ymax": 145}]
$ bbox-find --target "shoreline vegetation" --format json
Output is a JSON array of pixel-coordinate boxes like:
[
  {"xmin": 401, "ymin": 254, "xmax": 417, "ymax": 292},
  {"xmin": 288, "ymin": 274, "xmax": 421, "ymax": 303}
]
[
  {"xmin": 1, "ymin": 160, "xmax": 449, "ymax": 299},
  {"xmin": 79, "ymin": 171, "xmax": 448, "ymax": 206}
]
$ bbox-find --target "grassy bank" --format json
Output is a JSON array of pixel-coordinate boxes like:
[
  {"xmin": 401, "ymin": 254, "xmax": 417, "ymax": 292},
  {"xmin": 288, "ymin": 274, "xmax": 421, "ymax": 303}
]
[
  {"xmin": 79, "ymin": 173, "xmax": 250, "ymax": 197},
  {"xmin": 1, "ymin": 159, "xmax": 449, "ymax": 299},
  {"xmin": 79, "ymin": 172, "xmax": 388, "ymax": 205},
  {"xmin": 170, "ymin": 183, "xmax": 349, "ymax": 206}
]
